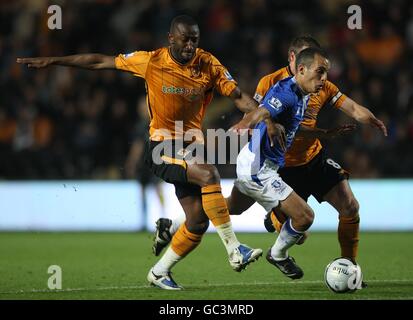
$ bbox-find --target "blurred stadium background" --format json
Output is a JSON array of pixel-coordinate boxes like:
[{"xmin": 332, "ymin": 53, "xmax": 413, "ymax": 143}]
[{"xmin": 0, "ymin": 0, "xmax": 412, "ymax": 232}]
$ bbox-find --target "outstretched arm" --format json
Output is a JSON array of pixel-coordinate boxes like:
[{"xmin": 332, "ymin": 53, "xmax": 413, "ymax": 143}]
[
  {"xmin": 340, "ymin": 97, "xmax": 387, "ymax": 136},
  {"xmin": 229, "ymin": 87, "xmax": 286, "ymax": 148},
  {"xmin": 16, "ymin": 54, "xmax": 115, "ymax": 70},
  {"xmin": 229, "ymin": 87, "xmax": 258, "ymax": 113},
  {"xmin": 297, "ymin": 123, "xmax": 357, "ymax": 139},
  {"xmin": 230, "ymin": 107, "xmax": 271, "ymax": 133}
]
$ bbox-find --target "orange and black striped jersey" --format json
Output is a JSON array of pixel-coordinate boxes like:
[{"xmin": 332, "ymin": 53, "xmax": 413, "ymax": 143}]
[
  {"xmin": 254, "ymin": 66, "xmax": 347, "ymax": 167},
  {"xmin": 115, "ymin": 47, "xmax": 238, "ymax": 142}
]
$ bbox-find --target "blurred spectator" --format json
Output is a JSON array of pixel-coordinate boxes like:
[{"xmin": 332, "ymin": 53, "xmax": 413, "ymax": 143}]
[{"xmin": 355, "ymin": 24, "xmax": 404, "ymax": 68}]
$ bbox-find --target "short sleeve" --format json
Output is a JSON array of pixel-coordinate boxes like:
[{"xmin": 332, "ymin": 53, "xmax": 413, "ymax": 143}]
[
  {"xmin": 261, "ymin": 89, "xmax": 292, "ymax": 119},
  {"xmin": 254, "ymin": 76, "xmax": 271, "ymax": 103},
  {"xmin": 254, "ymin": 68, "xmax": 289, "ymax": 103},
  {"xmin": 114, "ymin": 51, "xmax": 153, "ymax": 78},
  {"xmin": 209, "ymin": 54, "xmax": 238, "ymax": 97},
  {"xmin": 324, "ymin": 81, "xmax": 347, "ymax": 109}
]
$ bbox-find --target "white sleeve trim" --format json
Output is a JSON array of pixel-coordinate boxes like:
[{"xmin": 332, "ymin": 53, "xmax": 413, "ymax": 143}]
[{"xmin": 330, "ymin": 91, "xmax": 343, "ymax": 106}]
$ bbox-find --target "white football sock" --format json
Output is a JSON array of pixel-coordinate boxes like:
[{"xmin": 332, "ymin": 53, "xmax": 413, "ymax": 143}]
[
  {"xmin": 215, "ymin": 221, "xmax": 240, "ymax": 255},
  {"xmin": 271, "ymin": 218, "xmax": 304, "ymax": 260},
  {"xmin": 152, "ymin": 247, "xmax": 182, "ymax": 275},
  {"xmin": 170, "ymin": 216, "xmax": 185, "ymax": 236}
]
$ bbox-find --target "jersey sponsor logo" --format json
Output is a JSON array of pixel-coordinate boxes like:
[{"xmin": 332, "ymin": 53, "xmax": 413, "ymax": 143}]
[
  {"xmin": 124, "ymin": 52, "xmax": 135, "ymax": 58},
  {"xmin": 268, "ymin": 97, "xmax": 282, "ymax": 110},
  {"xmin": 162, "ymin": 85, "xmax": 204, "ymax": 100},
  {"xmin": 253, "ymin": 93, "xmax": 263, "ymax": 103},
  {"xmin": 224, "ymin": 70, "xmax": 234, "ymax": 81}
]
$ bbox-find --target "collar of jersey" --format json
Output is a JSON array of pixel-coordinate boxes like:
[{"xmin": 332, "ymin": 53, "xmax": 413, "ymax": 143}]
[
  {"xmin": 291, "ymin": 76, "xmax": 309, "ymax": 98},
  {"xmin": 167, "ymin": 47, "xmax": 198, "ymax": 66}
]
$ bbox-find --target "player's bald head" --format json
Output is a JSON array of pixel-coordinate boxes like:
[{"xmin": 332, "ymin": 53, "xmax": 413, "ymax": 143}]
[
  {"xmin": 170, "ymin": 15, "xmax": 198, "ymax": 33},
  {"xmin": 287, "ymin": 36, "xmax": 322, "ymax": 74}
]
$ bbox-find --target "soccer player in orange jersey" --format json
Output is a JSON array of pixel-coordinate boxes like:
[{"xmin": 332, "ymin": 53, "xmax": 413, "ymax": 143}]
[{"xmin": 17, "ymin": 15, "xmax": 267, "ymax": 290}]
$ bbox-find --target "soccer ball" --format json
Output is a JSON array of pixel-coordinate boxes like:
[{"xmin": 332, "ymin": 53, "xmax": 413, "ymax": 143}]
[{"xmin": 324, "ymin": 258, "xmax": 363, "ymax": 293}]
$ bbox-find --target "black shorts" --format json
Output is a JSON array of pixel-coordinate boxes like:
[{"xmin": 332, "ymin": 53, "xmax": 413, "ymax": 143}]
[
  {"xmin": 278, "ymin": 149, "xmax": 349, "ymax": 203},
  {"xmin": 144, "ymin": 140, "xmax": 204, "ymax": 199}
]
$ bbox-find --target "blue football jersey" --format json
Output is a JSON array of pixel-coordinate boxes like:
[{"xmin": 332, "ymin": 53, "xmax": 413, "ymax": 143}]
[{"xmin": 248, "ymin": 76, "xmax": 310, "ymax": 168}]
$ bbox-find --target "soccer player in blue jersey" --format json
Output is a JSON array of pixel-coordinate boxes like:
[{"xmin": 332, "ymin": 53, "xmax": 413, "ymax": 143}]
[{"xmin": 231, "ymin": 47, "xmax": 329, "ymax": 278}]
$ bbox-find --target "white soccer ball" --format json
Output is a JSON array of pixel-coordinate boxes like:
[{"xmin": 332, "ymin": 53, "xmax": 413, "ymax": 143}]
[{"xmin": 324, "ymin": 258, "xmax": 363, "ymax": 293}]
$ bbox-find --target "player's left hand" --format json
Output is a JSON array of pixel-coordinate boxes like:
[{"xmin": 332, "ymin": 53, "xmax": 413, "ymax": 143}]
[
  {"xmin": 266, "ymin": 122, "xmax": 286, "ymax": 150},
  {"xmin": 370, "ymin": 117, "xmax": 388, "ymax": 136}
]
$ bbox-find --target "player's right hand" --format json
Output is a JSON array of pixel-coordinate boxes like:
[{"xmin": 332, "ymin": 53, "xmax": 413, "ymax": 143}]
[
  {"xmin": 369, "ymin": 117, "xmax": 388, "ymax": 137},
  {"xmin": 16, "ymin": 57, "xmax": 53, "ymax": 68}
]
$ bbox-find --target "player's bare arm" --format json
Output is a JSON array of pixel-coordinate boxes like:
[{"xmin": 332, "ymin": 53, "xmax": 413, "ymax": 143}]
[
  {"xmin": 16, "ymin": 54, "xmax": 115, "ymax": 70},
  {"xmin": 297, "ymin": 123, "xmax": 357, "ymax": 139},
  {"xmin": 229, "ymin": 87, "xmax": 258, "ymax": 113},
  {"xmin": 230, "ymin": 87, "xmax": 286, "ymax": 148},
  {"xmin": 340, "ymin": 97, "xmax": 388, "ymax": 136},
  {"xmin": 231, "ymin": 107, "xmax": 271, "ymax": 133}
]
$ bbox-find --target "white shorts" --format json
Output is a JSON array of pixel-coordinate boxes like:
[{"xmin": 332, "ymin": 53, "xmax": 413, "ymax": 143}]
[{"xmin": 235, "ymin": 144, "xmax": 293, "ymax": 212}]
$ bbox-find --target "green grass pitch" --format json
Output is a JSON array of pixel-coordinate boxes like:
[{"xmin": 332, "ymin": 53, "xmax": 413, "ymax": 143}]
[{"xmin": 0, "ymin": 232, "xmax": 412, "ymax": 300}]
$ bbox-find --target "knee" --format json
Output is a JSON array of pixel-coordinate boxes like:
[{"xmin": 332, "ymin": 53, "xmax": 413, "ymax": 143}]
[
  {"xmin": 227, "ymin": 198, "xmax": 242, "ymax": 215},
  {"xmin": 303, "ymin": 207, "xmax": 314, "ymax": 229},
  {"xmin": 194, "ymin": 220, "xmax": 210, "ymax": 234},
  {"xmin": 198, "ymin": 165, "xmax": 220, "ymax": 187},
  {"xmin": 300, "ymin": 206, "xmax": 314, "ymax": 229},
  {"xmin": 229, "ymin": 208, "xmax": 242, "ymax": 216},
  {"xmin": 186, "ymin": 219, "xmax": 209, "ymax": 234},
  {"xmin": 341, "ymin": 197, "xmax": 360, "ymax": 217}
]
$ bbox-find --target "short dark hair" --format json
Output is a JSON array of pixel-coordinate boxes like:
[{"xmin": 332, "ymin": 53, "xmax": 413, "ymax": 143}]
[
  {"xmin": 288, "ymin": 36, "xmax": 321, "ymax": 55},
  {"xmin": 295, "ymin": 47, "xmax": 328, "ymax": 69},
  {"xmin": 170, "ymin": 15, "xmax": 198, "ymax": 32}
]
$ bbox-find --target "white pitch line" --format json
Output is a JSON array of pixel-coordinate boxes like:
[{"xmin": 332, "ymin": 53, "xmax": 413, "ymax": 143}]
[{"xmin": 0, "ymin": 279, "xmax": 412, "ymax": 295}]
